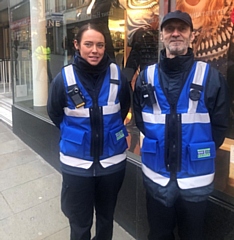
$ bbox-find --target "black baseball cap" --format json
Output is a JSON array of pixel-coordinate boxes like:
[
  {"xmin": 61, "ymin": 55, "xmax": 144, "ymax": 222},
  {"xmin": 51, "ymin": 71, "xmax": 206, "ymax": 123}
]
[{"xmin": 160, "ymin": 10, "xmax": 193, "ymax": 31}]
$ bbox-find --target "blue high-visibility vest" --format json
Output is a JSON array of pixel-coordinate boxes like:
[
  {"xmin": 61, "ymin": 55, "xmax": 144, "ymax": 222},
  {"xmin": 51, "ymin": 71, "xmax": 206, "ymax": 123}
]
[
  {"xmin": 141, "ymin": 61, "xmax": 216, "ymax": 189},
  {"xmin": 59, "ymin": 63, "xmax": 128, "ymax": 170}
]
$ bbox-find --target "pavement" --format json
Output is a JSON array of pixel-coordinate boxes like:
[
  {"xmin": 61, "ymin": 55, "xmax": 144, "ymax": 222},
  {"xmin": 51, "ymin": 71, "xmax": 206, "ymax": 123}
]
[{"xmin": 0, "ymin": 121, "xmax": 135, "ymax": 240}]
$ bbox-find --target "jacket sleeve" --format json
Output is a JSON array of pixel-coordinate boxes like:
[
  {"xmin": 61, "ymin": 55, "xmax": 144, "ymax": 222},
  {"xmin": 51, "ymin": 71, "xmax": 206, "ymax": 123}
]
[
  {"xmin": 205, "ymin": 67, "xmax": 230, "ymax": 149},
  {"xmin": 47, "ymin": 72, "xmax": 67, "ymax": 128},
  {"xmin": 133, "ymin": 70, "xmax": 145, "ymax": 134},
  {"xmin": 119, "ymin": 72, "xmax": 131, "ymax": 121}
]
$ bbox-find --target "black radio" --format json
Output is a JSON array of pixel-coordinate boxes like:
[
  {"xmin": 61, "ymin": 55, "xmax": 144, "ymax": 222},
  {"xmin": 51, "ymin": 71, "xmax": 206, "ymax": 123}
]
[
  {"xmin": 68, "ymin": 84, "xmax": 85, "ymax": 108},
  {"xmin": 141, "ymin": 83, "xmax": 156, "ymax": 106}
]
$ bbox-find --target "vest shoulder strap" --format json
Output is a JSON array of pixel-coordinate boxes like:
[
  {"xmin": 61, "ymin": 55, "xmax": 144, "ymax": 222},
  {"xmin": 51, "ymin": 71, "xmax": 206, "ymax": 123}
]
[
  {"xmin": 109, "ymin": 63, "xmax": 120, "ymax": 85},
  {"xmin": 63, "ymin": 64, "xmax": 76, "ymax": 87},
  {"xmin": 145, "ymin": 64, "xmax": 157, "ymax": 86},
  {"xmin": 192, "ymin": 61, "xmax": 209, "ymax": 86}
]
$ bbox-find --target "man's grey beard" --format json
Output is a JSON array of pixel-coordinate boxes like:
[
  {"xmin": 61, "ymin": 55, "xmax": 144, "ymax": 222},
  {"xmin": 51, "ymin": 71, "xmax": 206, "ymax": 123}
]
[{"xmin": 167, "ymin": 46, "xmax": 187, "ymax": 56}]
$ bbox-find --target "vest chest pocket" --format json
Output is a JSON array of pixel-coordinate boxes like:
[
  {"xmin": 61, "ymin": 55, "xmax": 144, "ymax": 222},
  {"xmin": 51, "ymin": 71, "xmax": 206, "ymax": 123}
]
[
  {"xmin": 109, "ymin": 125, "xmax": 128, "ymax": 156},
  {"xmin": 60, "ymin": 127, "xmax": 86, "ymax": 158},
  {"xmin": 141, "ymin": 138, "xmax": 163, "ymax": 172},
  {"xmin": 188, "ymin": 141, "xmax": 216, "ymax": 175}
]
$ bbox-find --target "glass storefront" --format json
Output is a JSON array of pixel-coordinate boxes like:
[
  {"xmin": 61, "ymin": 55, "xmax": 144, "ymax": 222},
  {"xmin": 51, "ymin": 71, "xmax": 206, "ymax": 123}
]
[
  {"xmin": 1, "ymin": 0, "xmax": 234, "ymax": 234},
  {"xmin": 176, "ymin": 0, "xmax": 234, "ymax": 205}
]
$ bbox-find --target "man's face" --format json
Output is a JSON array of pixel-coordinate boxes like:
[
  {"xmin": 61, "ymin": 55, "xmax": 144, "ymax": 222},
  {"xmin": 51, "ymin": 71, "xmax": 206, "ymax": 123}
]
[{"xmin": 160, "ymin": 19, "xmax": 194, "ymax": 58}]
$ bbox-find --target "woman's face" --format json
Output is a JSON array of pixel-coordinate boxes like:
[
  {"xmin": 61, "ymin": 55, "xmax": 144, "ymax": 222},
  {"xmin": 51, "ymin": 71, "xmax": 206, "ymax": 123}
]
[{"xmin": 74, "ymin": 29, "xmax": 105, "ymax": 66}]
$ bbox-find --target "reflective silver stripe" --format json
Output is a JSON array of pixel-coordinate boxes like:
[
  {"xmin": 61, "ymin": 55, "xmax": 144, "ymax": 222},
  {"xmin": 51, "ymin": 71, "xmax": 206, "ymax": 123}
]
[
  {"xmin": 103, "ymin": 103, "xmax": 120, "ymax": 115},
  {"xmin": 64, "ymin": 103, "xmax": 120, "ymax": 117},
  {"xmin": 146, "ymin": 64, "xmax": 161, "ymax": 114},
  {"xmin": 110, "ymin": 63, "xmax": 119, "ymax": 80},
  {"xmin": 188, "ymin": 61, "xmax": 207, "ymax": 113},
  {"xmin": 60, "ymin": 152, "xmax": 93, "ymax": 169},
  {"xmin": 177, "ymin": 173, "xmax": 214, "ymax": 189},
  {"xmin": 100, "ymin": 152, "xmax": 127, "ymax": 168},
  {"xmin": 64, "ymin": 107, "xmax": 90, "ymax": 117},
  {"xmin": 64, "ymin": 65, "xmax": 76, "ymax": 86},
  {"xmin": 142, "ymin": 112, "xmax": 166, "ymax": 124},
  {"xmin": 146, "ymin": 64, "xmax": 156, "ymax": 86},
  {"xmin": 182, "ymin": 112, "xmax": 210, "ymax": 123},
  {"xmin": 142, "ymin": 163, "xmax": 214, "ymax": 189},
  {"xmin": 142, "ymin": 112, "xmax": 210, "ymax": 124},
  {"xmin": 60, "ymin": 152, "xmax": 126, "ymax": 169},
  {"xmin": 108, "ymin": 63, "xmax": 119, "ymax": 104},
  {"xmin": 142, "ymin": 164, "xmax": 170, "ymax": 187}
]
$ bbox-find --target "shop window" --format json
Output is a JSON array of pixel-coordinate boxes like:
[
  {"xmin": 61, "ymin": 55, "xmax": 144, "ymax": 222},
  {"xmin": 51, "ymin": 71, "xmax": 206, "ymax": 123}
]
[
  {"xmin": 176, "ymin": 0, "xmax": 234, "ymax": 205},
  {"xmin": 66, "ymin": 0, "xmax": 85, "ymax": 9},
  {"xmin": 118, "ymin": 0, "xmax": 159, "ymax": 156},
  {"xmin": 10, "ymin": 2, "xmax": 32, "ymax": 105}
]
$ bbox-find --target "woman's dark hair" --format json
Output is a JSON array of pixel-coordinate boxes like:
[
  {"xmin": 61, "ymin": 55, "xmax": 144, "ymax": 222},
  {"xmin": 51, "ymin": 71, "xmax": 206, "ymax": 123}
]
[{"xmin": 75, "ymin": 23, "xmax": 106, "ymax": 44}]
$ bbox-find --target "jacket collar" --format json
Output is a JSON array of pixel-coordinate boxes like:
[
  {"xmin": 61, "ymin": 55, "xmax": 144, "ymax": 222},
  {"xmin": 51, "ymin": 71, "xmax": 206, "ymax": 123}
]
[{"xmin": 159, "ymin": 48, "xmax": 194, "ymax": 74}]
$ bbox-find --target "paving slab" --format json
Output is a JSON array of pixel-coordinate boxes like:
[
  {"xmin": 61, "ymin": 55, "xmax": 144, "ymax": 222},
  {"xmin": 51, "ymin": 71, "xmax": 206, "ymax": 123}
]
[
  {"xmin": 0, "ymin": 160, "xmax": 55, "ymax": 192},
  {"xmin": 0, "ymin": 148, "xmax": 39, "ymax": 171},
  {"xmin": 2, "ymin": 173, "xmax": 62, "ymax": 213},
  {"xmin": 0, "ymin": 121, "xmax": 135, "ymax": 240},
  {"xmin": 0, "ymin": 197, "xmax": 68, "ymax": 240},
  {"xmin": 0, "ymin": 193, "xmax": 13, "ymax": 220}
]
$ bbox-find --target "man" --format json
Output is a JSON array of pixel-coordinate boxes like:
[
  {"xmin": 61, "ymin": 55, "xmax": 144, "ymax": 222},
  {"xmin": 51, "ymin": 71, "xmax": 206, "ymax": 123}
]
[{"xmin": 133, "ymin": 10, "xmax": 229, "ymax": 240}]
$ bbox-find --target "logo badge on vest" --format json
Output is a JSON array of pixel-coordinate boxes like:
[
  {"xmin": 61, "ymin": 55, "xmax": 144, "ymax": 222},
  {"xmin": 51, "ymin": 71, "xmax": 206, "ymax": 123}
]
[
  {"xmin": 197, "ymin": 148, "xmax": 211, "ymax": 158},
  {"xmin": 115, "ymin": 130, "xmax": 125, "ymax": 141}
]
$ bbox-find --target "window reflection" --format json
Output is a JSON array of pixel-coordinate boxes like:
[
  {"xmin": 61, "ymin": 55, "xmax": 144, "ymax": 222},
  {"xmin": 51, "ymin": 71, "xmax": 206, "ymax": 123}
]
[{"xmin": 177, "ymin": 0, "xmax": 234, "ymax": 203}]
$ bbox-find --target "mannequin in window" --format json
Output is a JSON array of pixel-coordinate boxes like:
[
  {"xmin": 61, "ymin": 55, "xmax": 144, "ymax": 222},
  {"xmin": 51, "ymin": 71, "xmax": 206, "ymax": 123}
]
[
  {"xmin": 177, "ymin": 0, "xmax": 234, "ymax": 192},
  {"xmin": 83, "ymin": 0, "xmax": 124, "ymax": 61},
  {"xmin": 120, "ymin": 0, "xmax": 159, "ymax": 76},
  {"xmin": 120, "ymin": 0, "xmax": 159, "ymax": 131}
]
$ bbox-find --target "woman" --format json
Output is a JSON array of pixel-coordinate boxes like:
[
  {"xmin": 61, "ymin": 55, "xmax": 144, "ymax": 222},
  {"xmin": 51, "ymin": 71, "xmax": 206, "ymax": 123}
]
[{"xmin": 47, "ymin": 23, "xmax": 130, "ymax": 240}]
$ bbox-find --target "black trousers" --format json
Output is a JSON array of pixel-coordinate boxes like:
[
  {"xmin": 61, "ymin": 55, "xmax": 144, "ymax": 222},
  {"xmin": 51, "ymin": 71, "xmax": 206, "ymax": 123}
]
[
  {"xmin": 146, "ymin": 191, "xmax": 207, "ymax": 240},
  {"xmin": 61, "ymin": 169, "xmax": 125, "ymax": 240}
]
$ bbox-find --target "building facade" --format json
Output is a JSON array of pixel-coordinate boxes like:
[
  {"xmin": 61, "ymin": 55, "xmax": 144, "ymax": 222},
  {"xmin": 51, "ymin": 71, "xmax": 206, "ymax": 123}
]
[{"xmin": 1, "ymin": 0, "xmax": 234, "ymax": 239}]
